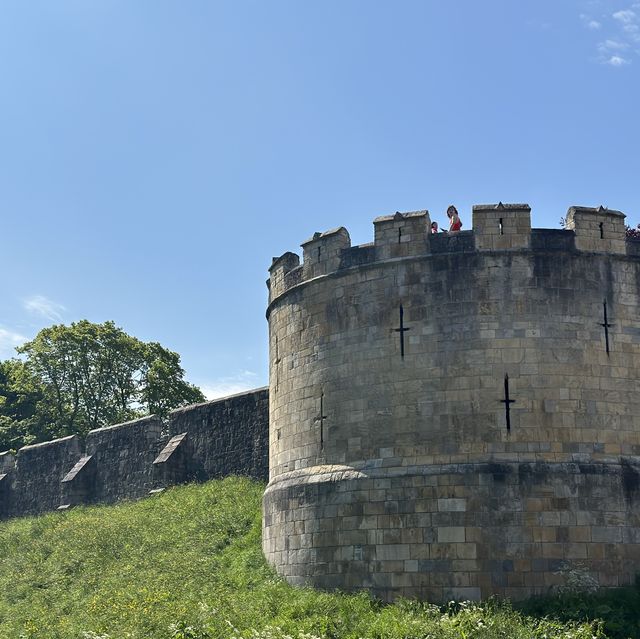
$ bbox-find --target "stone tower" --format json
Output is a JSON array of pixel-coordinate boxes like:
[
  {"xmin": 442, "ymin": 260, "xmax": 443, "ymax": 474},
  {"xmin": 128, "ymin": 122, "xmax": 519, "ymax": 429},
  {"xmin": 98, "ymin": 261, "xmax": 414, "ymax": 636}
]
[{"xmin": 263, "ymin": 204, "xmax": 640, "ymax": 602}]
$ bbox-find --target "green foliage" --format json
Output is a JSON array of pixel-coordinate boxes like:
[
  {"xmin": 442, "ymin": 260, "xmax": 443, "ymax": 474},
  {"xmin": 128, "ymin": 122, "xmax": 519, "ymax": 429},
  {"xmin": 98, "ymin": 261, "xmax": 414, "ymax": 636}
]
[
  {"xmin": 0, "ymin": 320, "xmax": 204, "ymax": 448},
  {"xmin": 517, "ymin": 583, "xmax": 640, "ymax": 639},
  {"xmin": 0, "ymin": 359, "xmax": 47, "ymax": 450},
  {"xmin": 0, "ymin": 477, "xmax": 610, "ymax": 639},
  {"xmin": 139, "ymin": 341, "xmax": 205, "ymax": 418}
]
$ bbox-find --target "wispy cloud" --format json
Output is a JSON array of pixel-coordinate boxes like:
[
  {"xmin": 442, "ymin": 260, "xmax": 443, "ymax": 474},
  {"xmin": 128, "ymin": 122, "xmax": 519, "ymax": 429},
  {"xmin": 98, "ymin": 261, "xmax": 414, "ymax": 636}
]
[
  {"xmin": 0, "ymin": 326, "xmax": 27, "ymax": 358},
  {"xmin": 606, "ymin": 54, "xmax": 630, "ymax": 65},
  {"xmin": 598, "ymin": 38, "xmax": 628, "ymax": 50},
  {"xmin": 580, "ymin": 13, "xmax": 601, "ymax": 29},
  {"xmin": 197, "ymin": 370, "xmax": 263, "ymax": 400},
  {"xmin": 581, "ymin": 3, "xmax": 640, "ymax": 64},
  {"xmin": 613, "ymin": 9, "xmax": 637, "ymax": 24},
  {"xmin": 23, "ymin": 295, "xmax": 66, "ymax": 322},
  {"xmin": 597, "ymin": 37, "xmax": 632, "ymax": 64}
]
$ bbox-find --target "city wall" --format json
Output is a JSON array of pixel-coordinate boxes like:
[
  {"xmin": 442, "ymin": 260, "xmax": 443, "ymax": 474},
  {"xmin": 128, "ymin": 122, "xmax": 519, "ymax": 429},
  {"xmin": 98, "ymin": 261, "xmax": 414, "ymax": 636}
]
[
  {"xmin": 0, "ymin": 387, "xmax": 268, "ymax": 519},
  {"xmin": 3, "ymin": 201, "xmax": 640, "ymax": 604}
]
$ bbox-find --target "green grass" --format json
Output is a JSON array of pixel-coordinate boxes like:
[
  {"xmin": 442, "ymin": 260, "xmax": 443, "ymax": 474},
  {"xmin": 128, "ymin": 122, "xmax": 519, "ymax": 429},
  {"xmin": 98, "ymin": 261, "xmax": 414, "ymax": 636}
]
[
  {"xmin": 0, "ymin": 477, "xmax": 621, "ymax": 638},
  {"xmin": 517, "ymin": 585, "xmax": 640, "ymax": 639}
]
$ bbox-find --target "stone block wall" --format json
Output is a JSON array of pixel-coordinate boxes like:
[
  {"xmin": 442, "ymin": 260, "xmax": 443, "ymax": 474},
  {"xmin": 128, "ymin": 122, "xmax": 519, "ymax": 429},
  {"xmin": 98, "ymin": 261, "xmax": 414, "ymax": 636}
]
[
  {"xmin": 84, "ymin": 416, "xmax": 164, "ymax": 504},
  {"xmin": 267, "ymin": 244, "xmax": 640, "ymax": 479},
  {"xmin": 0, "ymin": 387, "xmax": 268, "ymax": 519},
  {"xmin": 263, "ymin": 460, "xmax": 640, "ymax": 602},
  {"xmin": 11, "ymin": 436, "xmax": 82, "ymax": 516},
  {"xmin": 168, "ymin": 388, "xmax": 269, "ymax": 481}
]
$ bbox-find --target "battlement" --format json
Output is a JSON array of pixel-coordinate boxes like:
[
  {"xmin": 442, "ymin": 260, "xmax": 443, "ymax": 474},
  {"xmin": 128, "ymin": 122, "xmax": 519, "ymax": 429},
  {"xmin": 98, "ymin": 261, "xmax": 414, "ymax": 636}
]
[
  {"xmin": 301, "ymin": 226, "xmax": 351, "ymax": 279},
  {"xmin": 472, "ymin": 202, "xmax": 531, "ymax": 250},
  {"xmin": 373, "ymin": 210, "xmax": 430, "ymax": 260},
  {"xmin": 565, "ymin": 205, "xmax": 626, "ymax": 254},
  {"xmin": 268, "ymin": 203, "xmax": 632, "ymax": 305},
  {"xmin": 0, "ymin": 387, "xmax": 269, "ymax": 520}
]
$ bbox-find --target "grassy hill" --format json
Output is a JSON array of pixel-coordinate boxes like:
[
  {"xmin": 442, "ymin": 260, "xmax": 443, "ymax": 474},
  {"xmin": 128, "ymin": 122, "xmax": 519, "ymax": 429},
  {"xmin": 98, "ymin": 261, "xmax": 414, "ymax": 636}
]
[{"xmin": 0, "ymin": 477, "xmax": 634, "ymax": 639}]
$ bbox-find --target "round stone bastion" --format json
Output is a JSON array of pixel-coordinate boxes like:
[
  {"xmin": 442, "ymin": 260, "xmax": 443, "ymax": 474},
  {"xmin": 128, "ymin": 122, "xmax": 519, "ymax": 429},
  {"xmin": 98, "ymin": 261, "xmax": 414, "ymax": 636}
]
[{"xmin": 263, "ymin": 203, "xmax": 640, "ymax": 602}]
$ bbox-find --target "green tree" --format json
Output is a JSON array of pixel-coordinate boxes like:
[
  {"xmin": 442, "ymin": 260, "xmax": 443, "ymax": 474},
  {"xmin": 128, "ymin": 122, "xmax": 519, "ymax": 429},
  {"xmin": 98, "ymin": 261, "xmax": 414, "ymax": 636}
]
[
  {"xmin": 0, "ymin": 359, "xmax": 48, "ymax": 450},
  {"xmin": 0, "ymin": 320, "xmax": 205, "ymax": 449},
  {"xmin": 140, "ymin": 341, "xmax": 206, "ymax": 417}
]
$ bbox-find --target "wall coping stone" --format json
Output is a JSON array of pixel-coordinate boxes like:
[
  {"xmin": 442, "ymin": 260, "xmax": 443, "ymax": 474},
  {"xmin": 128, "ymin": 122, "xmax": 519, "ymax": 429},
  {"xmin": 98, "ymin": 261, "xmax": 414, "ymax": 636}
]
[
  {"xmin": 18, "ymin": 434, "xmax": 79, "ymax": 452},
  {"xmin": 473, "ymin": 202, "xmax": 531, "ymax": 211},
  {"xmin": 169, "ymin": 386, "xmax": 269, "ymax": 417},
  {"xmin": 301, "ymin": 227, "xmax": 349, "ymax": 247},
  {"xmin": 568, "ymin": 205, "xmax": 625, "ymax": 218},
  {"xmin": 87, "ymin": 415, "xmax": 160, "ymax": 436},
  {"xmin": 373, "ymin": 210, "xmax": 428, "ymax": 224}
]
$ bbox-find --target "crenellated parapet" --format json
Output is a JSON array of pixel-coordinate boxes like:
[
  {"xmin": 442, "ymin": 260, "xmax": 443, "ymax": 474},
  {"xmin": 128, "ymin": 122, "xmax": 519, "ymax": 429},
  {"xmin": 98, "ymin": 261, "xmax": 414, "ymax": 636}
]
[{"xmin": 267, "ymin": 203, "xmax": 632, "ymax": 305}]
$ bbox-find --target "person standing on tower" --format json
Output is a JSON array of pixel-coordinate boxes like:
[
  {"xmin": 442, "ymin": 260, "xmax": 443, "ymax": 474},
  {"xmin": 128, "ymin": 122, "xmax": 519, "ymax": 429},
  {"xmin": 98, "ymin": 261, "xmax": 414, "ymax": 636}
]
[{"xmin": 447, "ymin": 205, "xmax": 462, "ymax": 232}]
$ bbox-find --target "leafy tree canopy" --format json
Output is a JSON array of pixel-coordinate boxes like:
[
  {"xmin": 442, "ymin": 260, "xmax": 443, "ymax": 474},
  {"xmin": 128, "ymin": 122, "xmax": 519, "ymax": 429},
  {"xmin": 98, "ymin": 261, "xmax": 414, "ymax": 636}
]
[
  {"xmin": 0, "ymin": 320, "xmax": 205, "ymax": 451},
  {"xmin": 0, "ymin": 359, "xmax": 46, "ymax": 450}
]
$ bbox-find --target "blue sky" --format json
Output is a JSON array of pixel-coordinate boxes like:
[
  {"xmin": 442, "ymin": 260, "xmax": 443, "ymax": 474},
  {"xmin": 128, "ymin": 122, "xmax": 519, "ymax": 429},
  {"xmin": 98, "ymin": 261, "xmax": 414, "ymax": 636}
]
[{"xmin": 1, "ymin": 1, "xmax": 639, "ymax": 398}]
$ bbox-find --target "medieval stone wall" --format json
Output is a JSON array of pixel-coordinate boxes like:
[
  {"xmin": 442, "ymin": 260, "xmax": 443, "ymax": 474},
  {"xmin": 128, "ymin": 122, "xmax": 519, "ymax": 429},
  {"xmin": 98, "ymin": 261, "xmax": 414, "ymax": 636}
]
[
  {"xmin": 0, "ymin": 387, "xmax": 268, "ymax": 519},
  {"xmin": 8, "ymin": 435, "xmax": 83, "ymax": 517},
  {"xmin": 169, "ymin": 389, "xmax": 269, "ymax": 481},
  {"xmin": 263, "ymin": 204, "xmax": 640, "ymax": 602}
]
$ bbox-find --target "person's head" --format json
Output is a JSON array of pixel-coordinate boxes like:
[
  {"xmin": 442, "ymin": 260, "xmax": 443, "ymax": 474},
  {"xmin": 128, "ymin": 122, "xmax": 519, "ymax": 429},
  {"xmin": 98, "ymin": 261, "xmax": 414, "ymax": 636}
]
[
  {"xmin": 447, "ymin": 205, "xmax": 458, "ymax": 218},
  {"xmin": 431, "ymin": 221, "xmax": 438, "ymax": 229}
]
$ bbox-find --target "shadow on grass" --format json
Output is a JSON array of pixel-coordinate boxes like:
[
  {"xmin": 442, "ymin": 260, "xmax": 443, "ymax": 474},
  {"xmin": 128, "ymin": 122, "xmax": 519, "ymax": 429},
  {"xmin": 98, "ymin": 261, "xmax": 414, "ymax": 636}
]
[{"xmin": 516, "ymin": 583, "xmax": 640, "ymax": 639}]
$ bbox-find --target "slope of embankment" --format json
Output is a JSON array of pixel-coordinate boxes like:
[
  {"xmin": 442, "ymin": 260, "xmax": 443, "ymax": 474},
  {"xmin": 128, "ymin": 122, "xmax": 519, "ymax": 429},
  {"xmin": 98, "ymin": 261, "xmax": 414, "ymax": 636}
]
[{"xmin": 0, "ymin": 477, "xmax": 634, "ymax": 639}]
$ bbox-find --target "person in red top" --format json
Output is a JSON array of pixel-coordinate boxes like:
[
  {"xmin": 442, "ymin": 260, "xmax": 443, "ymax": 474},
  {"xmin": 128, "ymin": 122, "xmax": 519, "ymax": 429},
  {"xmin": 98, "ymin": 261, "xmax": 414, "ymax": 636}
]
[{"xmin": 447, "ymin": 205, "xmax": 462, "ymax": 232}]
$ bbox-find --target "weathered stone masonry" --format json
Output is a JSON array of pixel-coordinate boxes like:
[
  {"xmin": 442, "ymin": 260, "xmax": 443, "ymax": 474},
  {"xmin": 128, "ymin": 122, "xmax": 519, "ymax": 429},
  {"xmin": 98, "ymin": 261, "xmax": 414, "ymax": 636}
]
[
  {"xmin": 263, "ymin": 204, "xmax": 640, "ymax": 602},
  {"xmin": 0, "ymin": 387, "xmax": 268, "ymax": 519}
]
